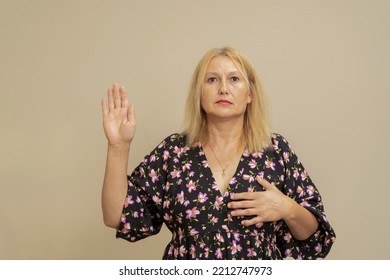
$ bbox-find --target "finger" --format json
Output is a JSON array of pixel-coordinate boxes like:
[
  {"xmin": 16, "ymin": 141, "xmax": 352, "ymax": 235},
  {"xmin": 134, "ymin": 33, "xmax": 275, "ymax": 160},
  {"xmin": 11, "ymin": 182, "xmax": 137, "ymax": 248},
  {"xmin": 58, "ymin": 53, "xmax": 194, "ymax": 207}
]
[
  {"xmin": 101, "ymin": 98, "xmax": 108, "ymax": 116},
  {"xmin": 230, "ymin": 208, "xmax": 257, "ymax": 216},
  {"xmin": 230, "ymin": 192, "xmax": 256, "ymax": 201},
  {"xmin": 107, "ymin": 88, "xmax": 114, "ymax": 111},
  {"xmin": 241, "ymin": 217, "xmax": 263, "ymax": 227},
  {"xmin": 113, "ymin": 84, "xmax": 121, "ymax": 109},
  {"xmin": 256, "ymin": 176, "xmax": 275, "ymax": 190},
  {"xmin": 128, "ymin": 103, "xmax": 135, "ymax": 123},
  {"xmin": 119, "ymin": 86, "xmax": 129, "ymax": 108},
  {"xmin": 228, "ymin": 200, "xmax": 256, "ymax": 209}
]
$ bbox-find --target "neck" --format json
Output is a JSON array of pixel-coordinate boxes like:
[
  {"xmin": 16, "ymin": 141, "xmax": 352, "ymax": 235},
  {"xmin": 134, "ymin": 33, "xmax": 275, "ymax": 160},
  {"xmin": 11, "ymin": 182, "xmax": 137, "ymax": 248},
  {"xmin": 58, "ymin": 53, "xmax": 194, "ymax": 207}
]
[{"xmin": 204, "ymin": 117, "xmax": 246, "ymax": 151}]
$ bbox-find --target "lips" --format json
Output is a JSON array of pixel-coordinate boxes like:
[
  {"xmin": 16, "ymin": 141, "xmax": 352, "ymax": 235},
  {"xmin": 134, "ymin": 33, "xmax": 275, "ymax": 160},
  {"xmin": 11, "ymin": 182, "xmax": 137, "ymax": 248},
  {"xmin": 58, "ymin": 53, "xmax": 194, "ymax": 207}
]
[{"xmin": 216, "ymin": 99, "xmax": 232, "ymax": 105}]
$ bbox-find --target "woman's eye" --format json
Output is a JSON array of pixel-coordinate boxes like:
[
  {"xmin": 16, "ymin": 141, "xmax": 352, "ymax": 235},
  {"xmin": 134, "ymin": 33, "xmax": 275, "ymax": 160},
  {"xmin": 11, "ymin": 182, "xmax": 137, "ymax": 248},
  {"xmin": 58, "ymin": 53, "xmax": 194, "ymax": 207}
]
[
  {"xmin": 231, "ymin": 76, "xmax": 240, "ymax": 82},
  {"xmin": 207, "ymin": 77, "xmax": 217, "ymax": 83}
]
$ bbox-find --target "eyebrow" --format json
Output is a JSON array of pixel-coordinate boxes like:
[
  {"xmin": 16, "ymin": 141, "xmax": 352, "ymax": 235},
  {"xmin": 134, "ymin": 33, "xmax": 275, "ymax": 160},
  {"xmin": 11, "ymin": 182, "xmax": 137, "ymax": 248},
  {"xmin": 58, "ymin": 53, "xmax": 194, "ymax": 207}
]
[{"xmin": 205, "ymin": 71, "xmax": 242, "ymax": 76}]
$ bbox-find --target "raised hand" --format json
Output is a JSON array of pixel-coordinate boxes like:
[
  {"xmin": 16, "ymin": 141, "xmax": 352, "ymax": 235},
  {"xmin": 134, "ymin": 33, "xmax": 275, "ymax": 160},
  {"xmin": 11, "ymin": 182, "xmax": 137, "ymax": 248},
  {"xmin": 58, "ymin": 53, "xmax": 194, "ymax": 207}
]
[{"xmin": 101, "ymin": 84, "xmax": 136, "ymax": 146}]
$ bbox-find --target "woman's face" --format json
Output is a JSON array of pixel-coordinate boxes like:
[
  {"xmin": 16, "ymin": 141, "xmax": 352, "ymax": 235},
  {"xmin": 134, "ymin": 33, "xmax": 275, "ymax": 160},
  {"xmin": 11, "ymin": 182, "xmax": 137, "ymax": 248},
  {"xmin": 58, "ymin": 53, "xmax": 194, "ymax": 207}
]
[{"xmin": 201, "ymin": 55, "xmax": 251, "ymax": 122}]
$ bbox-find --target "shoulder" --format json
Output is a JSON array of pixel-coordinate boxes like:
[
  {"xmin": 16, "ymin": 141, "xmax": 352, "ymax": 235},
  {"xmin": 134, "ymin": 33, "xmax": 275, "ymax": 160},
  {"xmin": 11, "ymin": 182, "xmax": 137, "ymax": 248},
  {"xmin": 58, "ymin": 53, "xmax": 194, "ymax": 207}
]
[
  {"xmin": 270, "ymin": 133, "xmax": 293, "ymax": 153},
  {"xmin": 157, "ymin": 133, "xmax": 188, "ymax": 149}
]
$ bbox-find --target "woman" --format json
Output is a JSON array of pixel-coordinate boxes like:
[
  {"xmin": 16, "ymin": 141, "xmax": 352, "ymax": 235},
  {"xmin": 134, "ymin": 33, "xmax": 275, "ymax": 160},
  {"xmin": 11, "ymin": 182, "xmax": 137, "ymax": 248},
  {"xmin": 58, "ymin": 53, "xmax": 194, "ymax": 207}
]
[{"xmin": 101, "ymin": 47, "xmax": 336, "ymax": 259}]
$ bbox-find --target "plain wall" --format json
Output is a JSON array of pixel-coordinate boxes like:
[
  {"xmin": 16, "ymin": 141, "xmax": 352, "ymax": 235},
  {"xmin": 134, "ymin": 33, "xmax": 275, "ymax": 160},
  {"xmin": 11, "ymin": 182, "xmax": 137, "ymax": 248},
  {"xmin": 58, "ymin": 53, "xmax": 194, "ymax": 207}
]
[{"xmin": 0, "ymin": 0, "xmax": 389, "ymax": 259}]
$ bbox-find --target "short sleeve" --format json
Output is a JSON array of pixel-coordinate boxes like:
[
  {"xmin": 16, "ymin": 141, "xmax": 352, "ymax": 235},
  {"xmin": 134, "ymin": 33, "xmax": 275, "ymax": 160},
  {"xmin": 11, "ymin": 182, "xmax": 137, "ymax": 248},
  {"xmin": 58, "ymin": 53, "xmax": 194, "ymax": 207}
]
[
  {"xmin": 115, "ymin": 135, "xmax": 175, "ymax": 242},
  {"xmin": 272, "ymin": 134, "xmax": 336, "ymax": 259}
]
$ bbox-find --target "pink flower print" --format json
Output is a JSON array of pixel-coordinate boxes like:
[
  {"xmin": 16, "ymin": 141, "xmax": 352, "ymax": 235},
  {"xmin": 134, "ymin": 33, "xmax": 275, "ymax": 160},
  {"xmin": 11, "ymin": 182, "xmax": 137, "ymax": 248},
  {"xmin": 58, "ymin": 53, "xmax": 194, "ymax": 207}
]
[
  {"xmin": 150, "ymin": 154, "xmax": 156, "ymax": 162},
  {"xmin": 248, "ymin": 159, "xmax": 257, "ymax": 169},
  {"xmin": 306, "ymin": 185, "xmax": 315, "ymax": 196},
  {"xmin": 273, "ymin": 138, "xmax": 279, "ymax": 149},
  {"xmin": 231, "ymin": 240, "xmax": 242, "ymax": 254},
  {"xmin": 122, "ymin": 223, "xmax": 131, "ymax": 234},
  {"xmin": 297, "ymin": 185, "xmax": 304, "ymax": 197},
  {"xmin": 204, "ymin": 247, "xmax": 210, "ymax": 258},
  {"xmin": 120, "ymin": 213, "xmax": 126, "ymax": 223},
  {"xmin": 185, "ymin": 207, "xmax": 200, "ymax": 219},
  {"xmin": 214, "ymin": 196, "xmax": 223, "ymax": 210},
  {"xmin": 265, "ymin": 159, "xmax": 276, "ymax": 170},
  {"xmin": 133, "ymin": 211, "xmax": 139, "ymax": 218},
  {"xmin": 315, "ymin": 243, "xmax": 322, "ymax": 253},
  {"xmin": 189, "ymin": 228, "xmax": 199, "ymax": 236},
  {"xmin": 186, "ymin": 180, "xmax": 197, "ymax": 193},
  {"xmin": 284, "ymin": 249, "xmax": 292, "ymax": 257},
  {"xmin": 124, "ymin": 195, "xmax": 134, "ymax": 207},
  {"xmin": 178, "ymin": 228, "xmax": 185, "ymax": 241},
  {"xmin": 284, "ymin": 232, "xmax": 292, "ymax": 243},
  {"xmin": 163, "ymin": 150, "xmax": 170, "ymax": 161},
  {"xmin": 257, "ymin": 171, "xmax": 264, "ymax": 179},
  {"xmin": 168, "ymin": 244, "xmax": 174, "ymax": 256},
  {"xmin": 243, "ymin": 174, "xmax": 254, "ymax": 183},
  {"xmin": 149, "ymin": 169, "xmax": 159, "ymax": 183},
  {"xmin": 299, "ymin": 201, "xmax": 310, "ymax": 207},
  {"xmin": 197, "ymin": 192, "xmax": 208, "ymax": 203},
  {"xmin": 182, "ymin": 162, "xmax": 191, "ymax": 172},
  {"xmin": 190, "ymin": 244, "xmax": 196, "ymax": 259},
  {"xmin": 170, "ymin": 169, "xmax": 181, "ymax": 179},
  {"xmin": 229, "ymin": 177, "xmax": 237, "ymax": 185},
  {"xmin": 163, "ymin": 182, "xmax": 171, "ymax": 192},
  {"xmin": 173, "ymin": 146, "xmax": 182, "ymax": 158},
  {"xmin": 210, "ymin": 216, "xmax": 218, "ymax": 224},
  {"xmin": 177, "ymin": 191, "xmax": 185, "ymax": 204},
  {"xmin": 163, "ymin": 200, "xmax": 170, "ymax": 209},
  {"xmin": 152, "ymin": 195, "xmax": 162, "ymax": 205},
  {"xmin": 293, "ymin": 169, "xmax": 300, "ymax": 180},
  {"xmin": 163, "ymin": 213, "xmax": 172, "ymax": 221},
  {"xmin": 301, "ymin": 170, "xmax": 308, "ymax": 181},
  {"xmin": 247, "ymin": 248, "xmax": 257, "ymax": 257},
  {"xmin": 189, "ymin": 171, "xmax": 195, "ymax": 177},
  {"xmin": 283, "ymin": 152, "xmax": 290, "ymax": 163},
  {"xmin": 179, "ymin": 245, "xmax": 187, "ymax": 257},
  {"xmin": 215, "ymin": 233, "xmax": 225, "ymax": 243},
  {"xmin": 202, "ymin": 160, "xmax": 209, "ymax": 168},
  {"xmin": 251, "ymin": 152, "xmax": 263, "ymax": 158},
  {"xmin": 215, "ymin": 248, "xmax": 223, "ymax": 259}
]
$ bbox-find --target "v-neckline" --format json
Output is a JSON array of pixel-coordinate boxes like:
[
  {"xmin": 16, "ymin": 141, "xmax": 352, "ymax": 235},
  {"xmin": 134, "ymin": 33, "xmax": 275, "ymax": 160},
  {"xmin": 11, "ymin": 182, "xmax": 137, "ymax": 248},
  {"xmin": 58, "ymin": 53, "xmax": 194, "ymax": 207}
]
[{"xmin": 197, "ymin": 143, "xmax": 245, "ymax": 198}]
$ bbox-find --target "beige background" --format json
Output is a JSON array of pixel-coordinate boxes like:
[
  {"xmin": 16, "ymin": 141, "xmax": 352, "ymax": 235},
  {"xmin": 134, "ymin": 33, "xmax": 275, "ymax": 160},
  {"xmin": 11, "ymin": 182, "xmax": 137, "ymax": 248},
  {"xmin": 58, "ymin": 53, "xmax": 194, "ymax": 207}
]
[{"xmin": 1, "ymin": 0, "xmax": 389, "ymax": 260}]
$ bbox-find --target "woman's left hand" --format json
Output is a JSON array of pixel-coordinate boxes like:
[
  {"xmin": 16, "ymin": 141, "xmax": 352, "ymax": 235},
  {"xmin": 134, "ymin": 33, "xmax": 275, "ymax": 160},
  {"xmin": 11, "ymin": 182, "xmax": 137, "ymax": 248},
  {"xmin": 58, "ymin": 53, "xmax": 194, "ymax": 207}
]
[{"xmin": 228, "ymin": 176, "xmax": 294, "ymax": 227}]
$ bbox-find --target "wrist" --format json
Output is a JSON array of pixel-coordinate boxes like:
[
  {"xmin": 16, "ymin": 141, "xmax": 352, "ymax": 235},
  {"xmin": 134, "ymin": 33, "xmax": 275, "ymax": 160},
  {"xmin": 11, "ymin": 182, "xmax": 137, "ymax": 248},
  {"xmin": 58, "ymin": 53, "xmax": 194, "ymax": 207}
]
[
  {"xmin": 107, "ymin": 142, "xmax": 131, "ymax": 151},
  {"xmin": 283, "ymin": 197, "xmax": 299, "ymax": 222}
]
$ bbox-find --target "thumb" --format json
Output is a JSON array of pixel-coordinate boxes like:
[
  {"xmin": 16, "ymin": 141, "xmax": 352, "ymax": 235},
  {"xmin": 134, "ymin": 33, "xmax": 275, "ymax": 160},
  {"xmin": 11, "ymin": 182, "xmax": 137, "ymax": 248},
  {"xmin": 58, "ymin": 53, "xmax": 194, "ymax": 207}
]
[
  {"xmin": 255, "ymin": 176, "xmax": 275, "ymax": 191},
  {"xmin": 127, "ymin": 103, "xmax": 136, "ymax": 123}
]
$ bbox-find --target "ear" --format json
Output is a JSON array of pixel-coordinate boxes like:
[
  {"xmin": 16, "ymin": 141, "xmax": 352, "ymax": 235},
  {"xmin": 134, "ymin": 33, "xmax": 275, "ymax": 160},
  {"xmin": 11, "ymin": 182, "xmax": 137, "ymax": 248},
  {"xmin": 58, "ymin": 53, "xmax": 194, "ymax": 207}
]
[{"xmin": 247, "ymin": 91, "xmax": 252, "ymax": 104}]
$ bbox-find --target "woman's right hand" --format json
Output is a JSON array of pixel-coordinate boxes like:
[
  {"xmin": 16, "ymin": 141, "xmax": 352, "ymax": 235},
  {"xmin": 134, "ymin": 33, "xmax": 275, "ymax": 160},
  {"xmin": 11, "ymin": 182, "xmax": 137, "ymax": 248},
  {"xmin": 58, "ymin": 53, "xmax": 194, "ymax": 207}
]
[{"xmin": 101, "ymin": 84, "xmax": 136, "ymax": 146}]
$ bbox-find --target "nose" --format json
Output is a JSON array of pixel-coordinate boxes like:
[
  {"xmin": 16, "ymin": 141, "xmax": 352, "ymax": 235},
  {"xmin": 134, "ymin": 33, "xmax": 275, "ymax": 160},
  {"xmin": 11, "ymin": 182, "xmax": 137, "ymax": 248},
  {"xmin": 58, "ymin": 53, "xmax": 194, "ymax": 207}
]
[{"xmin": 219, "ymin": 79, "xmax": 229, "ymax": 95}]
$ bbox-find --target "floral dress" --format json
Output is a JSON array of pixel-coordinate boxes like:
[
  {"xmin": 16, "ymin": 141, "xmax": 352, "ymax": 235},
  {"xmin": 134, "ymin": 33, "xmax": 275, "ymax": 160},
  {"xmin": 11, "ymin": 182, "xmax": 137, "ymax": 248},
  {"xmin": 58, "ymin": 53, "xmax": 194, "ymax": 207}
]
[{"xmin": 116, "ymin": 133, "xmax": 336, "ymax": 259}]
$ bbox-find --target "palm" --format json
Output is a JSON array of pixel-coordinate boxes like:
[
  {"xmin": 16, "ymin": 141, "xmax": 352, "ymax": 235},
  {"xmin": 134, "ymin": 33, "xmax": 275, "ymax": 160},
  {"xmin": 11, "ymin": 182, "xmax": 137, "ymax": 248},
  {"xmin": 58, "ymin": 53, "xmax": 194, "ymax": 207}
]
[{"xmin": 102, "ymin": 85, "xmax": 136, "ymax": 145}]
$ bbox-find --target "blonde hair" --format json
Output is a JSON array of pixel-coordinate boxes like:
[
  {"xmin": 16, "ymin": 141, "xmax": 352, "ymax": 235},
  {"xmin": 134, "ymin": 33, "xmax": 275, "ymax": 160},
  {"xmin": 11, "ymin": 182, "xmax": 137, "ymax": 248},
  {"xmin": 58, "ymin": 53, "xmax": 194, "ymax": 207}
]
[{"xmin": 182, "ymin": 47, "xmax": 271, "ymax": 153}]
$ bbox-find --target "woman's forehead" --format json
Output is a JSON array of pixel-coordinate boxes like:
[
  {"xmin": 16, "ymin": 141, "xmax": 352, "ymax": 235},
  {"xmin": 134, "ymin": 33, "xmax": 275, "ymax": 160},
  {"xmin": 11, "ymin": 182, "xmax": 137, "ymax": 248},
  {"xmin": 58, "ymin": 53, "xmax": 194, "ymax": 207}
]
[{"xmin": 206, "ymin": 55, "xmax": 245, "ymax": 74}]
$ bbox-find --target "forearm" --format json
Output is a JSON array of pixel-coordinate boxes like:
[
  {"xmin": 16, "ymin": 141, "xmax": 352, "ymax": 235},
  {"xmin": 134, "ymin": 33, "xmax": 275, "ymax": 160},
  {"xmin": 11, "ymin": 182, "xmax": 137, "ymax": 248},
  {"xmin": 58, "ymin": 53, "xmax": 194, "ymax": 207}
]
[
  {"xmin": 101, "ymin": 143, "xmax": 131, "ymax": 228},
  {"xmin": 284, "ymin": 198, "xmax": 319, "ymax": 240}
]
